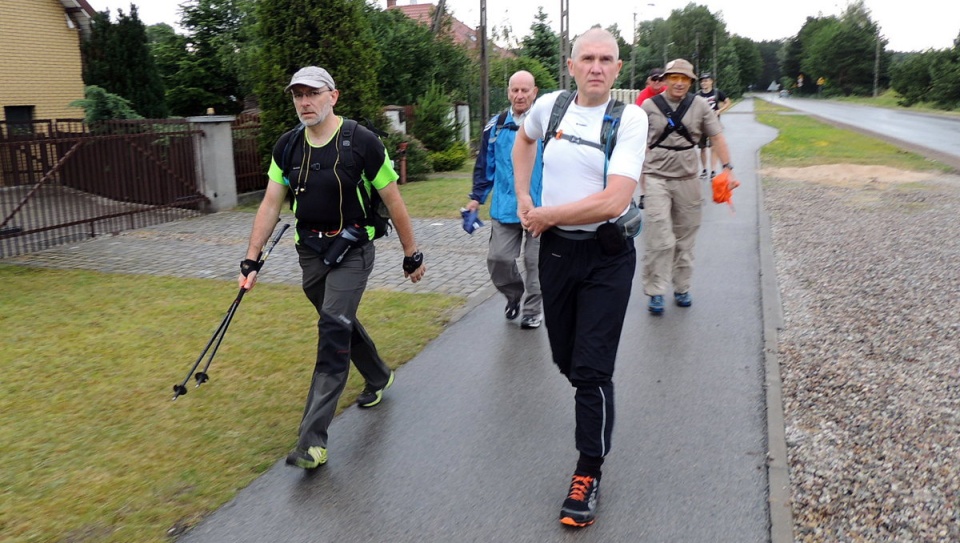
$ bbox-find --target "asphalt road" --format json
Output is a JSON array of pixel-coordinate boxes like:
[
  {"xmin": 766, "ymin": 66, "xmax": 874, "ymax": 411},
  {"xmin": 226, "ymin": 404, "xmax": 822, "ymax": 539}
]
[
  {"xmin": 177, "ymin": 100, "xmax": 781, "ymax": 543},
  {"xmin": 757, "ymin": 93, "xmax": 960, "ymax": 170}
]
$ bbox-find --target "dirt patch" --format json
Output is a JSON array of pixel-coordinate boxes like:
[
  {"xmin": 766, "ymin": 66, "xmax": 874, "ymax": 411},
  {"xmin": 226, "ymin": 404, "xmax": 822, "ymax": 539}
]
[{"xmin": 759, "ymin": 164, "xmax": 941, "ymax": 189}]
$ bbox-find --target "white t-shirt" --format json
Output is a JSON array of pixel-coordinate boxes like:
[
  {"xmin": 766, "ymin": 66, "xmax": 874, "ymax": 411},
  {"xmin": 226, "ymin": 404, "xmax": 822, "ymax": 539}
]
[{"xmin": 523, "ymin": 90, "xmax": 647, "ymax": 230}]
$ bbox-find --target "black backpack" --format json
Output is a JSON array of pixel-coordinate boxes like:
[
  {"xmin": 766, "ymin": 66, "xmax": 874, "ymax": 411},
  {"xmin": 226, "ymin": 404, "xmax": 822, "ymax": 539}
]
[
  {"xmin": 543, "ymin": 90, "xmax": 625, "ymax": 159},
  {"xmin": 279, "ymin": 119, "xmax": 392, "ymax": 240}
]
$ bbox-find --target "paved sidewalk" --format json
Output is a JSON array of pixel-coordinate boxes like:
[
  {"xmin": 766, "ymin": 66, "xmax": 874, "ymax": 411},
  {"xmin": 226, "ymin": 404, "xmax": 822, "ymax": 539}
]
[{"xmin": 8, "ymin": 212, "xmax": 496, "ymax": 302}]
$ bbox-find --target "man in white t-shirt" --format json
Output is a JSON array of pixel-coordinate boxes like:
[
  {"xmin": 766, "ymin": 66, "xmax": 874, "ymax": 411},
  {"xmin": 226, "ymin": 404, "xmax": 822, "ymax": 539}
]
[{"xmin": 513, "ymin": 27, "xmax": 648, "ymax": 529}]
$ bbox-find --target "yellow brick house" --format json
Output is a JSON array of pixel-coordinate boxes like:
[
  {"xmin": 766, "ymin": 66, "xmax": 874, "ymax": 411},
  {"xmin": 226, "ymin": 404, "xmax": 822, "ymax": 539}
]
[{"xmin": 0, "ymin": 0, "xmax": 95, "ymax": 125}]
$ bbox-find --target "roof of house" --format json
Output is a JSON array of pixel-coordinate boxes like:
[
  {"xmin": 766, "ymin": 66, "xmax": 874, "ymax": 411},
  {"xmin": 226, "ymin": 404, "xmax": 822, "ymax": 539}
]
[
  {"xmin": 389, "ymin": 2, "xmax": 516, "ymax": 58},
  {"xmin": 390, "ymin": 2, "xmax": 479, "ymax": 48},
  {"xmin": 60, "ymin": 0, "xmax": 96, "ymax": 38}
]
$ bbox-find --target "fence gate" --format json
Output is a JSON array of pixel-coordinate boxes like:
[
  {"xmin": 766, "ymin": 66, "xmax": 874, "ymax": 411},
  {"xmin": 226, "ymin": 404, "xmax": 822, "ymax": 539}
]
[{"xmin": 1, "ymin": 119, "xmax": 208, "ymax": 259}]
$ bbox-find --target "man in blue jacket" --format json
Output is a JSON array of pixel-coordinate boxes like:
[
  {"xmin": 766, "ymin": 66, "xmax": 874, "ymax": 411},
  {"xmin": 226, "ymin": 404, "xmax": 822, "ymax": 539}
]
[{"xmin": 465, "ymin": 70, "xmax": 544, "ymax": 329}]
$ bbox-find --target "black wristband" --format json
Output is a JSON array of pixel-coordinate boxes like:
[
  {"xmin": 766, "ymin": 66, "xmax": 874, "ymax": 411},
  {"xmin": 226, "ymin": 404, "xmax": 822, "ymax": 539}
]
[
  {"xmin": 722, "ymin": 163, "xmax": 733, "ymax": 170},
  {"xmin": 402, "ymin": 251, "xmax": 423, "ymax": 273},
  {"xmin": 240, "ymin": 258, "xmax": 262, "ymax": 277}
]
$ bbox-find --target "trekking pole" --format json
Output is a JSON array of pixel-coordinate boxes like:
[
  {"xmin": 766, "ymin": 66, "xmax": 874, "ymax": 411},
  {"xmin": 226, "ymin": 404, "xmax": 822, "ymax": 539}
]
[{"xmin": 172, "ymin": 222, "xmax": 290, "ymax": 400}]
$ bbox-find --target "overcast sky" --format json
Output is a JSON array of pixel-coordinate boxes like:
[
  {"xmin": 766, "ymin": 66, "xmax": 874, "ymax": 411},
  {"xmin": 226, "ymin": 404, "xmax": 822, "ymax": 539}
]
[{"xmin": 91, "ymin": 0, "xmax": 958, "ymax": 53}]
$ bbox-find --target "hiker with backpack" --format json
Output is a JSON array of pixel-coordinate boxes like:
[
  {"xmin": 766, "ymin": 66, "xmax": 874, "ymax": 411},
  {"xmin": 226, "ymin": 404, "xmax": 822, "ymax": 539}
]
[
  {"xmin": 696, "ymin": 72, "xmax": 732, "ymax": 178},
  {"xmin": 238, "ymin": 66, "xmax": 426, "ymax": 470},
  {"xmin": 465, "ymin": 70, "xmax": 544, "ymax": 329},
  {"xmin": 513, "ymin": 28, "xmax": 648, "ymax": 528},
  {"xmin": 639, "ymin": 59, "xmax": 738, "ymax": 315}
]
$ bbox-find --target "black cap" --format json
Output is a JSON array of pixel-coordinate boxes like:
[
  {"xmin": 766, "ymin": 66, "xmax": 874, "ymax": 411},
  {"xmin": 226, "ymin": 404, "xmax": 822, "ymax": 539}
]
[
  {"xmin": 648, "ymin": 68, "xmax": 664, "ymax": 81},
  {"xmin": 699, "ymin": 72, "xmax": 712, "ymax": 80}
]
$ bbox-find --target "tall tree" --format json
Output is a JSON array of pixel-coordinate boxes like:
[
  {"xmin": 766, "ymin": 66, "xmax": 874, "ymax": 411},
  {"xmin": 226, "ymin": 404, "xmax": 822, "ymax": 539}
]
[
  {"xmin": 520, "ymin": 7, "xmax": 561, "ymax": 84},
  {"xmin": 666, "ymin": 3, "xmax": 725, "ymax": 76},
  {"xmin": 81, "ymin": 6, "xmax": 168, "ymax": 118},
  {"xmin": 756, "ymin": 40, "xmax": 784, "ymax": 91},
  {"xmin": 729, "ymin": 35, "xmax": 762, "ymax": 92},
  {"xmin": 364, "ymin": 5, "xmax": 473, "ymax": 108},
  {"xmin": 255, "ymin": 0, "xmax": 382, "ymax": 157},
  {"xmin": 177, "ymin": 0, "xmax": 256, "ymax": 115},
  {"xmin": 779, "ymin": 16, "xmax": 835, "ymax": 94},
  {"xmin": 802, "ymin": 1, "xmax": 887, "ymax": 96}
]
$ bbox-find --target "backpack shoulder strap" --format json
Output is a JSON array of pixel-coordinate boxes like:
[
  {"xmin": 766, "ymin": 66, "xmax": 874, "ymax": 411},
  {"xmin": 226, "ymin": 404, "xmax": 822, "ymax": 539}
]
[
  {"xmin": 488, "ymin": 109, "xmax": 512, "ymax": 143},
  {"xmin": 600, "ymin": 99, "xmax": 626, "ymax": 160},
  {"xmin": 339, "ymin": 118, "xmax": 359, "ymax": 170},
  {"xmin": 542, "ymin": 90, "xmax": 575, "ymax": 151},
  {"xmin": 279, "ymin": 123, "xmax": 305, "ymax": 179},
  {"xmin": 649, "ymin": 93, "xmax": 696, "ymax": 150}
]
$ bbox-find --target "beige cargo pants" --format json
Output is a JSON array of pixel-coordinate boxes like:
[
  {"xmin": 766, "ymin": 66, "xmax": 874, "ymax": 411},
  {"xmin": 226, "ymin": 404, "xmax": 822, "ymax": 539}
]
[{"xmin": 641, "ymin": 174, "xmax": 703, "ymax": 296}]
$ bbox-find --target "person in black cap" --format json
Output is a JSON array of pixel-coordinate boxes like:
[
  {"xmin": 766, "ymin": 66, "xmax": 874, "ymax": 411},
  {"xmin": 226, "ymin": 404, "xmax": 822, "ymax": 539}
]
[
  {"xmin": 696, "ymin": 72, "xmax": 731, "ymax": 178},
  {"xmin": 238, "ymin": 66, "xmax": 426, "ymax": 470},
  {"xmin": 635, "ymin": 67, "xmax": 666, "ymax": 105}
]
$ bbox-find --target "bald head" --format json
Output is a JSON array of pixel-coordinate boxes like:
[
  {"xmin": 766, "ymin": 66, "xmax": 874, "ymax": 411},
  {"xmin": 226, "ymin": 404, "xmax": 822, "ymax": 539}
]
[
  {"xmin": 571, "ymin": 27, "xmax": 619, "ymax": 61},
  {"xmin": 508, "ymin": 70, "xmax": 538, "ymax": 116}
]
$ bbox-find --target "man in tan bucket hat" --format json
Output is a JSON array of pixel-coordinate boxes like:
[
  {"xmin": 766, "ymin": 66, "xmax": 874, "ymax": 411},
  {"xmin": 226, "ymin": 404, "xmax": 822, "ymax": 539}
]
[{"xmin": 638, "ymin": 58, "xmax": 738, "ymax": 314}]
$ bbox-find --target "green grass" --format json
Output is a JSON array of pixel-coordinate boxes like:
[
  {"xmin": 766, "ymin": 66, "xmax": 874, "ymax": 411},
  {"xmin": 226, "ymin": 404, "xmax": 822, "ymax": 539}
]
[
  {"xmin": 0, "ymin": 266, "xmax": 461, "ymax": 542},
  {"xmin": 753, "ymin": 99, "xmax": 953, "ymax": 171}
]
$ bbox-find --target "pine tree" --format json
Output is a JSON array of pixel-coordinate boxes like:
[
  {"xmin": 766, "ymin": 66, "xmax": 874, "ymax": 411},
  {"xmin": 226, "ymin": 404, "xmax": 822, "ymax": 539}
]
[{"xmin": 81, "ymin": 6, "xmax": 168, "ymax": 118}]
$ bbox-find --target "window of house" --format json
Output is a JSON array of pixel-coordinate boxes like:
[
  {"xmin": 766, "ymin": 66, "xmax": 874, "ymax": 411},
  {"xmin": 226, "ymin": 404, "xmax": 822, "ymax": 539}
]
[{"xmin": 4, "ymin": 106, "xmax": 36, "ymax": 136}]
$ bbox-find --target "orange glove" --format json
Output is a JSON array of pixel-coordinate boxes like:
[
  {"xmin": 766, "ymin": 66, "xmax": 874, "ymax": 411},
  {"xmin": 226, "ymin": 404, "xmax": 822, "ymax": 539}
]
[{"xmin": 712, "ymin": 170, "xmax": 740, "ymax": 210}]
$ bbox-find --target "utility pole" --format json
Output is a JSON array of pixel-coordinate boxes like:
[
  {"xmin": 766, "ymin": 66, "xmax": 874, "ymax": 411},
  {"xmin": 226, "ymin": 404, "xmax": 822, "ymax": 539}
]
[
  {"xmin": 873, "ymin": 29, "xmax": 881, "ymax": 97},
  {"xmin": 630, "ymin": 11, "xmax": 637, "ymax": 88},
  {"xmin": 430, "ymin": 0, "xmax": 447, "ymax": 34},
  {"xmin": 559, "ymin": 0, "xmax": 570, "ymax": 89},
  {"xmin": 480, "ymin": 0, "xmax": 488, "ymax": 123}
]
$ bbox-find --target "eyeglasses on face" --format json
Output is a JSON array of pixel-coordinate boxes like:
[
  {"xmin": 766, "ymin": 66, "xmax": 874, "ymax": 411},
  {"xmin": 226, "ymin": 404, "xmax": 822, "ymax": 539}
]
[
  {"xmin": 292, "ymin": 89, "xmax": 330, "ymax": 100},
  {"xmin": 664, "ymin": 74, "xmax": 690, "ymax": 83}
]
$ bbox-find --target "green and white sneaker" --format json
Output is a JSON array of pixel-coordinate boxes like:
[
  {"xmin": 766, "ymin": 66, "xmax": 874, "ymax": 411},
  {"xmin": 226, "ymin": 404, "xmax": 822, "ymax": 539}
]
[
  {"xmin": 357, "ymin": 370, "xmax": 394, "ymax": 408},
  {"xmin": 285, "ymin": 446, "xmax": 327, "ymax": 469}
]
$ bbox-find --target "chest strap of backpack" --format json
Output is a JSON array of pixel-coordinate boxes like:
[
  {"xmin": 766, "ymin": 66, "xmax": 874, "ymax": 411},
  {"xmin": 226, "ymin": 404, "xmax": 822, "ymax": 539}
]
[
  {"xmin": 649, "ymin": 93, "xmax": 696, "ymax": 151},
  {"xmin": 544, "ymin": 91, "xmax": 624, "ymax": 160}
]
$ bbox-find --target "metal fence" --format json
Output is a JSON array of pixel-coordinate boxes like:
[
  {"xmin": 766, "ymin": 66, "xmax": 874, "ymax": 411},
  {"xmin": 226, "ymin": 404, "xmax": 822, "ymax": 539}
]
[
  {"xmin": 232, "ymin": 113, "xmax": 269, "ymax": 194},
  {"xmin": 1, "ymin": 119, "xmax": 207, "ymax": 258}
]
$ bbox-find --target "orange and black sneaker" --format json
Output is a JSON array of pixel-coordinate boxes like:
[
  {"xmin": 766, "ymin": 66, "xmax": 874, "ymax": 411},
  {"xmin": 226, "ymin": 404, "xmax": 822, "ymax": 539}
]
[{"xmin": 559, "ymin": 473, "xmax": 599, "ymax": 527}]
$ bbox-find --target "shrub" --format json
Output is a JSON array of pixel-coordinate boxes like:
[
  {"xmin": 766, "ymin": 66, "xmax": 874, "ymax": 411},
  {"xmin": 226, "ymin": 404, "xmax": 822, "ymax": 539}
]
[
  {"xmin": 70, "ymin": 85, "xmax": 143, "ymax": 123},
  {"xmin": 384, "ymin": 131, "xmax": 432, "ymax": 182},
  {"xmin": 429, "ymin": 140, "xmax": 469, "ymax": 172},
  {"xmin": 410, "ymin": 82, "xmax": 458, "ymax": 152}
]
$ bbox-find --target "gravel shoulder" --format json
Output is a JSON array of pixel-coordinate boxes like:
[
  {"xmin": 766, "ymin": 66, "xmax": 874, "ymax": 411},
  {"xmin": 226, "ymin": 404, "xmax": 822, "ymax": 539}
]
[{"xmin": 762, "ymin": 165, "xmax": 960, "ymax": 541}]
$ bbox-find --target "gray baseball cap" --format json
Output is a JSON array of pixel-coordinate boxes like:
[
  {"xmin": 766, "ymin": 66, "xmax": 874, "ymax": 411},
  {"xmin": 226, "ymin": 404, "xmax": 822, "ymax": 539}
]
[{"xmin": 284, "ymin": 66, "xmax": 336, "ymax": 92}]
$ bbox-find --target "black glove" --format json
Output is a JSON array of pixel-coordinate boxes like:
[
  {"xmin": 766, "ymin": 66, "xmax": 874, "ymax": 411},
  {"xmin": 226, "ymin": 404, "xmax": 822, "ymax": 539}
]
[
  {"xmin": 240, "ymin": 258, "xmax": 262, "ymax": 277},
  {"xmin": 402, "ymin": 251, "xmax": 423, "ymax": 273}
]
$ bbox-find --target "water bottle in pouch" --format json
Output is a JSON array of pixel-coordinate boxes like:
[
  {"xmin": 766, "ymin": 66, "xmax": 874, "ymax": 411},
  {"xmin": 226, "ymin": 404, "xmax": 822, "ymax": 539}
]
[{"xmin": 323, "ymin": 224, "xmax": 365, "ymax": 266}]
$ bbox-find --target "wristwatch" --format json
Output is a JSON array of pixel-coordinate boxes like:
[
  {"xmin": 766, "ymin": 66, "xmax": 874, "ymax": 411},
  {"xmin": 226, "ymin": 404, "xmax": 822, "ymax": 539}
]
[
  {"xmin": 722, "ymin": 163, "xmax": 734, "ymax": 170},
  {"xmin": 402, "ymin": 250, "xmax": 424, "ymax": 273}
]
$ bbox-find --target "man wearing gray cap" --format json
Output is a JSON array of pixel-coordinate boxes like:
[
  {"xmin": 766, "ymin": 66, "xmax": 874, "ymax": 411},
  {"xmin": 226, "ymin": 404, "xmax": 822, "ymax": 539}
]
[
  {"xmin": 239, "ymin": 66, "xmax": 426, "ymax": 470},
  {"xmin": 639, "ymin": 58, "xmax": 738, "ymax": 315}
]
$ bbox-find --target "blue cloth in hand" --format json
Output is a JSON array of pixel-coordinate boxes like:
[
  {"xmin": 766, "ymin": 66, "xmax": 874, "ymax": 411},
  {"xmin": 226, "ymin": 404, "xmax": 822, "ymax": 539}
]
[{"xmin": 461, "ymin": 208, "xmax": 483, "ymax": 234}]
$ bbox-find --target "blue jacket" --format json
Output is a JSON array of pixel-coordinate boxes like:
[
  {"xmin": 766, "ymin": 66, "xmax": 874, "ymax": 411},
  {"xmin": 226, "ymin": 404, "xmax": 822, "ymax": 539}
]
[{"xmin": 469, "ymin": 111, "xmax": 543, "ymax": 223}]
